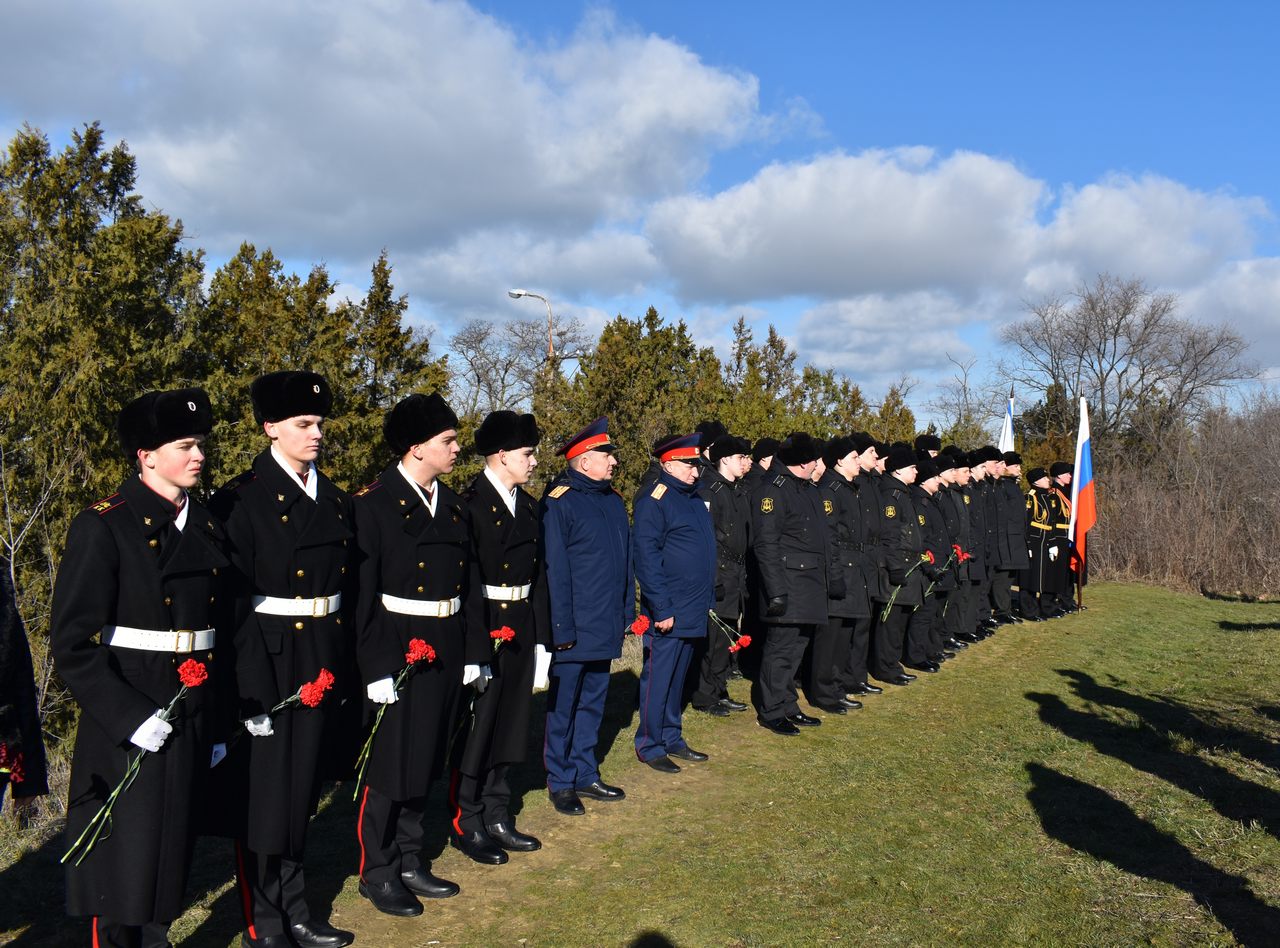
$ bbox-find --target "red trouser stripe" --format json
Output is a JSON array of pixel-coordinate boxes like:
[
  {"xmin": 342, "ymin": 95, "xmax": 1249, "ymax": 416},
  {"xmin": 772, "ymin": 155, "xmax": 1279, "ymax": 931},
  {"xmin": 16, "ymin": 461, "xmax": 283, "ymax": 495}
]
[
  {"xmin": 234, "ymin": 839, "xmax": 258, "ymax": 939},
  {"xmin": 449, "ymin": 768, "xmax": 464, "ymax": 835},
  {"xmin": 356, "ymin": 784, "xmax": 370, "ymax": 881},
  {"xmin": 92, "ymin": 918, "xmax": 100, "ymax": 948}
]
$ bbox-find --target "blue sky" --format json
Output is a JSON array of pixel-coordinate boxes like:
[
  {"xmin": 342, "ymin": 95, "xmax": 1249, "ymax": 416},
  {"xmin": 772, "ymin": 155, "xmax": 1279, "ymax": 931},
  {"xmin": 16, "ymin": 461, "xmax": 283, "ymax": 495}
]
[{"xmin": 3, "ymin": 1, "xmax": 1277, "ymax": 418}]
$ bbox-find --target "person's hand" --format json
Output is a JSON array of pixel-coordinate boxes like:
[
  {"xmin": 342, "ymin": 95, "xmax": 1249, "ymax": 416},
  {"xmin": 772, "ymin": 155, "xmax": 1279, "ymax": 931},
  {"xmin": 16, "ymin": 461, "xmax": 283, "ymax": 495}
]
[
  {"xmin": 533, "ymin": 645, "xmax": 552, "ymax": 691},
  {"xmin": 244, "ymin": 714, "xmax": 274, "ymax": 737},
  {"xmin": 655, "ymin": 616, "xmax": 675, "ymax": 633},
  {"xmin": 765, "ymin": 596, "xmax": 788, "ymax": 617},
  {"xmin": 366, "ymin": 678, "xmax": 397, "ymax": 704},
  {"xmin": 130, "ymin": 712, "xmax": 173, "ymax": 752}
]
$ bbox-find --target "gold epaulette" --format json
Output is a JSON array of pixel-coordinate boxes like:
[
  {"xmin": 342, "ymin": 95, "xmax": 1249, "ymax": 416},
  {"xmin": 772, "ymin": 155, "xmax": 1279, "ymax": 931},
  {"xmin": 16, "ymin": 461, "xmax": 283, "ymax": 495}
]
[
  {"xmin": 548, "ymin": 484, "xmax": 571, "ymax": 499},
  {"xmin": 651, "ymin": 484, "xmax": 667, "ymax": 499}
]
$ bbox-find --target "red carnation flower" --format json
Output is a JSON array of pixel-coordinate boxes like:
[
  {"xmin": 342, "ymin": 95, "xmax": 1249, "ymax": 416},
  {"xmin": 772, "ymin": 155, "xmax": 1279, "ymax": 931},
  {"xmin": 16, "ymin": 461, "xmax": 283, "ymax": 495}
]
[
  {"xmin": 631, "ymin": 615, "xmax": 650, "ymax": 636},
  {"xmin": 177, "ymin": 659, "xmax": 208, "ymax": 689},
  {"xmin": 315, "ymin": 667, "xmax": 336, "ymax": 689},
  {"xmin": 405, "ymin": 638, "xmax": 436, "ymax": 664},
  {"xmin": 298, "ymin": 667, "xmax": 335, "ymax": 708},
  {"xmin": 0, "ymin": 743, "xmax": 23, "ymax": 785},
  {"xmin": 923, "ymin": 550, "xmax": 936, "ymax": 564},
  {"xmin": 728, "ymin": 643, "xmax": 741, "ymax": 654},
  {"xmin": 490, "ymin": 626, "xmax": 516, "ymax": 643},
  {"xmin": 736, "ymin": 634, "xmax": 752, "ymax": 650}
]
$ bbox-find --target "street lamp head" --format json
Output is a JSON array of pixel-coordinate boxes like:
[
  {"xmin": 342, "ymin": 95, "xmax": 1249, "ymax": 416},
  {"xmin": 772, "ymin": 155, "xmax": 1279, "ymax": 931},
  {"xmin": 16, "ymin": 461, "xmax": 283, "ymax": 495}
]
[{"xmin": 508, "ymin": 289, "xmax": 527, "ymax": 299}]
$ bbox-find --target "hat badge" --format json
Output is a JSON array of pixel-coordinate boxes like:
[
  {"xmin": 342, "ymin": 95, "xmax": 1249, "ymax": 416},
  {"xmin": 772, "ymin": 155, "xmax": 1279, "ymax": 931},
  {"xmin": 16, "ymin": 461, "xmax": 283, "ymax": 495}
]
[
  {"xmin": 313, "ymin": 384, "xmax": 321, "ymax": 394},
  {"xmin": 187, "ymin": 400, "xmax": 196, "ymax": 411}
]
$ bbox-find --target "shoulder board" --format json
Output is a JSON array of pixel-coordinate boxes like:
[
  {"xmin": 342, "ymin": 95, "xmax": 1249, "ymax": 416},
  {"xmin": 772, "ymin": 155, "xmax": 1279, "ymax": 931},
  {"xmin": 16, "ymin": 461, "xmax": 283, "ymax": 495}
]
[
  {"xmin": 829, "ymin": 479, "xmax": 844, "ymax": 492},
  {"xmin": 547, "ymin": 484, "xmax": 571, "ymax": 499},
  {"xmin": 227, "ymin": 471, "xmax": 257, "ymax": 491},
  {"xmin": 89, "ymin": 493, "xmax": 124, "ymax": 516},
  {"xmin": 352, "ymin": 480, "xmax": 382, "ymax": 498},
  {"xmin": 650, "ymin": 483, "xmax": 667, "ymax": 500},
  {"xmin": 772, "ymin": 474, "xmax": 787, "ymax": 487},
  {"xmin": 710, "ymin": 480, "xmax": 725, "ymax": 493}
]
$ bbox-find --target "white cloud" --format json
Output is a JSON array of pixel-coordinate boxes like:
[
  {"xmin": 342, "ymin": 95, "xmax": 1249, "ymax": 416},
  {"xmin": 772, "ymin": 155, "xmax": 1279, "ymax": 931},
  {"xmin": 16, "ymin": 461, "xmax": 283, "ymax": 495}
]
[{"xmin": 1180, "ymin": 258, "xmax": 1280, "ymax": 373}]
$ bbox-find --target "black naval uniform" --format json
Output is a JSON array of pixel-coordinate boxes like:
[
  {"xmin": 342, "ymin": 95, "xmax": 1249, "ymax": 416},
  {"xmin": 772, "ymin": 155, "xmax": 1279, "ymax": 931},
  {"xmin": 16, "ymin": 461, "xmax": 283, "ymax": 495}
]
[
  {"xmin": 904, "ymin": 485, "xmax": 953, "ymax": 666},
  {"xmin": 352, "ymin": 466, "xmax": 485, "ymax": 883},
  {"xmin": 1019, "ymin": 485, "xmax": 1067, "ymax": 618},
  {"xmin": 690, "ymin": 466, "xmax": 749, "ymax": 710},
  {"xmin": 452, "ymin": 469, "xmax": 549, "ymax": 835},
  {"xmin": 813, "ymin": 469, "xmax": 873, "ymax": 708},
  {"xmin": 937, "ymin": 481, "xmax": 973, "ymax": 645},
  {"xmin": 52, "ymin": 476, "xmax": 228, "ymax": 947},
  {"xmin": 211, "ymin": 450, "xmax": 355, "ymax": 942},
  {"xmin": 750, "ymin": 466, "xmax": 837, "ymax": 723},
  {"xmin": 869, "ymin": 477, "xmax": 927, "ymax": 682},
  {"xmin": 991, "ymin": 474, "xmax": 1030, "ymax": 616}
]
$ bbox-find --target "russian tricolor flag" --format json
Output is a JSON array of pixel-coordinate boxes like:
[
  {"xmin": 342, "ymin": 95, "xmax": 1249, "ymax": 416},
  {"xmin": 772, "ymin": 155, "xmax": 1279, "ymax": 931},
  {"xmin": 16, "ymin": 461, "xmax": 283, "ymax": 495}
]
[{"xmin": 1068, "ymin": 396, "xmax": 1097, "ymax": 570}]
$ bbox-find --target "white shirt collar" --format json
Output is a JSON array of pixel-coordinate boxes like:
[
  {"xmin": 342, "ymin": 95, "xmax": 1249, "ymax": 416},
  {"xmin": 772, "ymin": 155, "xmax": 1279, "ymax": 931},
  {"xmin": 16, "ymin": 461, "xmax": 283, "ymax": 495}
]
[
  {"xmin": 397, "ymin": 462, "xmax": 437, "ymax": 517},
  {"xmin": 270, "ymin": 445, "xmax": 317, "ymax": 500},
  {"xmin": 173, "ymin": 493, "xmax": 190, "ymax": 532},
  {"xmin": 483, "ymin": 465, "xmax": 518, "ymax": 515}
]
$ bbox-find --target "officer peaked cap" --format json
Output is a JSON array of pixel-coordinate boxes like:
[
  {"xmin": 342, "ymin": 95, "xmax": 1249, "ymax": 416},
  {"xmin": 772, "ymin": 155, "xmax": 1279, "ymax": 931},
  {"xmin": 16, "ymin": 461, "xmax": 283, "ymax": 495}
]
[
  {"xmin": 559, "ymin": 416, "xmax": 614, "ymax": 459},
  {"xmin": 751, "ymin": 437, "xmax": 779, "ymax": 462},
  {"xmin": 776, "ymin": 432, "xmax": 822, "ymax": 466},
  {"xmin": 475, "ymin": 410, "xmax": 541, "ymax": 456},
  {"xmin": 384, "ymin": 392, "xmax": 459, "ymax": 455},
  {"xmin": 118, "ymin": 387, "xmax": 213, "ymax": 458},
  {"xmin": 251, "ymin": 371, "xmax": 332, "ymax": 424},
  {"xmin": 885, "ymin": 445, "xmax": 917, "ymax": 473},
  {"xmin": 914, "ymin": 433, "xmax": 941, "ymax": 452}
]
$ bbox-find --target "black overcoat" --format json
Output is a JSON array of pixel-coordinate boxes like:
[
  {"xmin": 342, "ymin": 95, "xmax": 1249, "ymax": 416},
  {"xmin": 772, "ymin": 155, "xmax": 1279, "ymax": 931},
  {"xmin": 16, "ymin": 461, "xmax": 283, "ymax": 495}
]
[
  {"xmin": 696, "ymin": 468, "xmax": 749, "ymax": 621},
  {"xmin": 875, "ymin": 478, "xmax": 928, "ymax": 608},
  {"xmin": 817, "ymin": 471, "xmax": 874, "ymax": 619},
  {"xmin": 750, "ymin": 467, "xmax": 836, "ymax": 625}
]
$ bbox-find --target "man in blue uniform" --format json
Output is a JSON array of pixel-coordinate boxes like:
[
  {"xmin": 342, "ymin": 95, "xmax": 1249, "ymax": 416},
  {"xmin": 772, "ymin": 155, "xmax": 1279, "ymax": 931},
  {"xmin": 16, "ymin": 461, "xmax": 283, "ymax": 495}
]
[
  {"xmin": 632, "ymin": 434, "xmax": 716, "ymax": 773},
  {"xmin": 541, "ymin": 418, "xmax": 634, "ymax": 815}
]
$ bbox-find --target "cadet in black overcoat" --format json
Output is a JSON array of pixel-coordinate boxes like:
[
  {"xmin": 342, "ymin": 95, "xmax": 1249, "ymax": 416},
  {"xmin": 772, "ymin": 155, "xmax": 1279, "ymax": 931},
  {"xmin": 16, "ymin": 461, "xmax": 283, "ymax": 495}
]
[
  {"xmin": 935, "ymin": 453, "xmax": 974, "ymax": 651},
  {"xmin": 1048, "ymin": 462, "xmax": 1077, "ymax": 614},
  {"xmin": 690, "ymin": 435, "xmax": 752, "ymax": 715},
  {"xmin": 868, "ymin": 446, "xmax": 928, "ymax": 686},
  {"xmin": 52, "ymin": 390, "xmax": 227, "ymax": 948},
  {"xmin": 750, "ymin": 433, "xmax": 838, "ymax": 735},
  {"xmin": 1018, "ymin": 467, "xmax": 1068, "ymax": 619},
  {"xmin": 1, "ymin": 561, "xmax": 48, "ymax": 812},
  {"xmin": 904, "ymin": 456, "xmax": 952, "ymax": 670},
  {"xmin": 210, "ymin": 372, "xmax": 355, "ymax": 948},
  {"xmin": 451, "ymin": 411, "xmax": 550, "ymax": 862},
  {"xmin": 991, "ymin": 451, "xmax": 1031, "ymax": 622},
  {"xmin": 845, "ymin": 434, "xmax": 888, "ymax": 696}
]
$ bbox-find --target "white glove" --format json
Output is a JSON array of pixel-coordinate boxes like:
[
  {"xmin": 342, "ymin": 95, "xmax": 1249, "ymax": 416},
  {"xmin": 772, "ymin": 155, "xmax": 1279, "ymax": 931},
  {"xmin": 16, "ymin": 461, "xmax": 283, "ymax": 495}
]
[
  {"xmin": 533, "ymin": 645, "xmax": 552, "ymax": 692},
  {"xmin": 244, "ymin": 714, "xmax": 274, "ymax": 737},
  {"xmin": 1049, "ymin": 546, "xmax": 1059, "ymax": 562},
  {"xmin": 464, "ymin": 664, "xmax": 493, "ymax": 692},
  {"xmin": 129, "ymin": 712, "xmax": 173, "ymax": 753},
  {"xmin": 367, "ymin": 677, "xmax": 398, "ymax": 704},
  {"xmin": 210, "ymin": 743, "xmax": 227, "ymax": 768}
]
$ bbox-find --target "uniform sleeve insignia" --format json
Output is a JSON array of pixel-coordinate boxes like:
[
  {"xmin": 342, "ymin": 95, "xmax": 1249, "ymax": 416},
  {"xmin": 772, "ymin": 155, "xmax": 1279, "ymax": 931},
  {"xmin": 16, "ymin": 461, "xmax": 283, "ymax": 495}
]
[
  {"xmin": 704, "ymin": 501, "xmax": 712, "ymax": 511},
  {"xmin": 963, "ymin": 495, "xmax": 970, "ymax": 505},
  {"xmin": 823, "ymin": 499, "xmax": 834, "ymax": 515},
  {"xmin": 90, "ymin": 494, "xmax": 124, "ymax": 515},
  {"xmin": 918, "ymin": 514, "xmax": 926, "ymax": 526},
  {"xmin": 651, "ymin": 484, "xmax": 667, "ymax": 499},
  {"xmin": 884, "ymin": 505, "xmax": 896, "ymax": 519},
  {"xmin": 548, "ymin": 485, "xmax": 571, "ymax": 499},
  {"xmin": 760, "ymin": 497, "xmax": 775, "ymax": 514}
]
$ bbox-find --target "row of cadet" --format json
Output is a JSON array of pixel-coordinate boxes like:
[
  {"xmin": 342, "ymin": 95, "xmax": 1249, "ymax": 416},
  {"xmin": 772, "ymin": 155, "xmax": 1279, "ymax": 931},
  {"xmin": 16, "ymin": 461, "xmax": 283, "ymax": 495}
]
[{"xmin": 45, "ymin": 372, "xmax": 1079, "ymax": 948}]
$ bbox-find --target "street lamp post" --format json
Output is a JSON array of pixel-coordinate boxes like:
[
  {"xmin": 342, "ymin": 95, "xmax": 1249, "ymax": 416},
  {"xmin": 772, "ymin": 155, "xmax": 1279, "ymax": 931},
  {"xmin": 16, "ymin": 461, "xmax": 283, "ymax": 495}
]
[{"xmin": 507, "ymin": 288, "xmax": 554, "ymax": 359}]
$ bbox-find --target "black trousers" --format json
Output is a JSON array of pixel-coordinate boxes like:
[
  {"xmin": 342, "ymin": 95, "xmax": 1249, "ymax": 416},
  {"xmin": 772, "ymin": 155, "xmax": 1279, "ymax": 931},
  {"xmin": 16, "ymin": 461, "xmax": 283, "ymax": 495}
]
[
  {"xmin": 839, "ymin": 616, "xmax": 872, "ymax": 689},
  {"xmin": 354, "ymin": 785, "xmax": 427, "ymax": 885},
  {"xmin": 807, "ymin": 616, "xmax": 852, "ymax": 708},
  {"xmin": 991, "ymin": 569, "xmax": 1014, "ymax": 614},
  {"xmin": 690, "ymin": 613, "xmax": 735, "ymax": 709},
  {"xmin": 942, "ymin": 586, "xmax": 968, "ymax": 642},
  {"xmin": 90, "ymin": 918, "xmax": 170, "ymax": 948},
  {"xmin": 904, "ymin": 597, "xmax": 938, "ymax": 665},
  {"xmin": 234, "ymin": 841, "xmax": 310, "ymax": 939},
  {"xmin": 450, "ymin": 763, "xmax": 512, "ymax": 833},
  {"xmin": 755, "ymin": 623, "xmax": 812, "ymax": 722},
  {"xmin": 869, "ymin": 604, "xmax": 909, "ymax": 681}
]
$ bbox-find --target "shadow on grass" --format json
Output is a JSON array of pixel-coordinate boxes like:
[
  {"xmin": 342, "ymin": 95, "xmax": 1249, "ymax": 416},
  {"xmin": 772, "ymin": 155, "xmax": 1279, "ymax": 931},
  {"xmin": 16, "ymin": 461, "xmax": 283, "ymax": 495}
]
[
  {"xmin": 629, "ymin": 933, "xmax": 677, "ymax": 948},
  {"xmin": 1218, "ymin": 620, "xmax": 1280, "ymax": 632},
  {"xmin": 1057, "ymin": 669, "xmax": 1280, "ymax": 770},
  {"xmin": 0, "ymin": 826, "xmax": 71, "ymax": 946},
  {"xmin": 1026, "ymin": 763, "xmax": 1280, "ymax": 947},
  {"xmin": 1028, "ymin": 691, "xmax": 1280, "ymax": 841}
]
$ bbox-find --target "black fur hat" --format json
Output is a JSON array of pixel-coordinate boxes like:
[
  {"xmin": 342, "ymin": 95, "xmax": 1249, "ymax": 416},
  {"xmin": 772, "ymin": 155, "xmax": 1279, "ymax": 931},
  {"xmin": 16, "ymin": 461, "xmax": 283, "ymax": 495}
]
[
  {"xmin": 250, "ymin": 371, "xmax": 332, "ymax": 424},
  {"xmin": 914, "ymin": 433, "xmax": 941, "ymax": 453},
  {"xmin": 475, "ymin": 411, "xmax": 541, "ymax": 456},
  {"xmin": 384, "ymin": 392, "xmax": 459, "ymax": 455},
  {"xmin": 118, "ymin": 388, "xmax": 213, "ymax": 458},
  {"xmin": 776, "ymin": 432, "xmax": 822, "ymax": 466},
  {"xmin": 885, "ymin": 445, "xmax": 918, "ymax": 473},
  {"xmin": 751, "ymin": 437, "xmax": 780, "ymax": 463}
]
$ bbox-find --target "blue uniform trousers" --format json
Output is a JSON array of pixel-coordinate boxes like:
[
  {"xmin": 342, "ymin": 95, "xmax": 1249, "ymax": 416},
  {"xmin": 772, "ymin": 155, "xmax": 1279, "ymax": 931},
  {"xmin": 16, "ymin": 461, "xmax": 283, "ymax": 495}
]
[
  {"xmin": 634, "ymin": 633, "xmax": 695, "ymax": 761},
  {"xmin": 544, "ymin": 659, "xmax": 611, "ymax": 791}
]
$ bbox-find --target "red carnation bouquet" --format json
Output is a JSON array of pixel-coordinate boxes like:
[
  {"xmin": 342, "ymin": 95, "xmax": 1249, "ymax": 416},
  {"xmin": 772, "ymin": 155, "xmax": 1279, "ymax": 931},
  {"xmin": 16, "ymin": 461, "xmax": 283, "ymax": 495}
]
[
  {"xmin": 708, "ymin": 611, "xmax": 753, "ymax": 653},
  {"xmin": 352, "ymin": 638, "xmax": 436, "ymax": 798},
  {"xmin": 880, "ymin": 551, "xmax": 934, "ymax": 622},
  {"xmin": 63, "ymin": 659, "xmax": 209, "ymax": 866},
  {"xmin": 490, "ymin": 625, "xmax": 516, "ymax": 653},
  {"xmin": 278, "ymin": 667, "xmax": 336, "ymax": 712},
  {"xmin": 630, "ymin": 615, "xmax": 650, "ymax": 637},
  {"xmin": 0, "ymin": 742, "xmax": 25, "ymax": 786}
]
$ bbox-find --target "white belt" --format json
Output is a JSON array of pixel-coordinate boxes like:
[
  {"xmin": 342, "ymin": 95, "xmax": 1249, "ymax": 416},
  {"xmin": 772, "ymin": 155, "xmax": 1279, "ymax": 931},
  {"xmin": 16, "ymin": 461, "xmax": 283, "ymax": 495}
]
[
  {"xmin": 253, "ymin": 593, "xmax": 342, "ymax": 618},
  {"xmin": 103, "ymin": 626, "xmax": 216, "ymax": 654},
  {"xmin": 482, "ymin": 583, "xmax": 531, "ymax": 601},
  {"xmin": 381, "ymin": 593, "xmax": 461, "ymax": 618}
]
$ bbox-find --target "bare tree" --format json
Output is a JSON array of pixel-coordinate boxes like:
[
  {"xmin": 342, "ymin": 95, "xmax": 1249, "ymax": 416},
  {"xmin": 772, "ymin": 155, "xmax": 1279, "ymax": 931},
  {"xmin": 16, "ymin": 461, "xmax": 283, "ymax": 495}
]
[
  {"xmin": 450, "ymin": 315, "xmax": 589, "ymax": 418},
  {"xmin": 927, "ymin": 354, "xmax": 1002, "ymax": 448},
  {"xmin": 999, "ymin": 273, "xmax": 1257, "ymax": 460}
]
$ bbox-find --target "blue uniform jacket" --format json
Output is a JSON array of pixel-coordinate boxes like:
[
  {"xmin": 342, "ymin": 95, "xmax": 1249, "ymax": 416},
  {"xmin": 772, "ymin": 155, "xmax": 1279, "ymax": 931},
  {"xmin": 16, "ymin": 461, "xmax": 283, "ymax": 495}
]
[
  {"xmin": 541, "ymin": 467, "xmax": 634, "ymax": 661},
  {"xmin": 632, "ymin": 471, "xmax": 716, "ymax": 638}
]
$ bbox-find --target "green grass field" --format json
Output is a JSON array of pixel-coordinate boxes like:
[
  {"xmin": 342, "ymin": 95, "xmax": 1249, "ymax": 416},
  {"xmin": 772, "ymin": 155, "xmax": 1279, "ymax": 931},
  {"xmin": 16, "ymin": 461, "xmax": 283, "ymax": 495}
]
[{"xmin": 4, "ymin": 583, "xmax": 1280, "ymax": 946}]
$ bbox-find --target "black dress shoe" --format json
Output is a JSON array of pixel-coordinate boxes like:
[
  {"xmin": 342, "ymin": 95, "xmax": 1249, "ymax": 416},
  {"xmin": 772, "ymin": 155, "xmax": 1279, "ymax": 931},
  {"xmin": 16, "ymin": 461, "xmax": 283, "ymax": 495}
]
[
  {"xmin": 887, "ymin": 675, "xmax": 912, "ymax": 686},
  {"xmin": 956, "ymin": 631, "xmax": 980, "ymax": 643},
  {"xmin": 719, "ymin": 697, "xmax": 749, "ymax": 712},
  {"xmin": 814, "ymin": 704, "xmax": 847, "ymax": 714},
  {"xmin": 838, "ymin": 697, "xmax": 863, "ymax": 710},
  {"xmin": 575, "ymin": 780, "xmax": 625, "ymax": 801},
  {"xmin": 645, "ymin": 755, "xmax": 682, "ymax": 773},
  {"xmin": 486, "ymin": 820, "xmax": 541, "ymax": 852},
  {"xmin": 758, "ymin": 716, "xmax": 800, "ymax": 735},
  {"xmin": 696, "ymin": 703, "xmax": 731, "ymax": 717},
  {"xmin": 901, "ymin": 672, "xmax": 918, "ymax": 681},
  {"xmin": 945, "ymin": 637, "xmax": 969, "ymax": 649},
  {"xmin": 289, "ymin": 920, "xmax": 354, "ymax": 948},
  {"xmin": 359, "ymin": 879, "xmax": 423, "ymax": 917},
  {"xmin": 549, "ymin": 788, "xmax": 585, "ymax": 815},
  {"xmin": 904, "ymin": 661, "xmax": 940, "ymax": 673},
  {"xmin": 852, "ymin": 682, "xmax": 883, "ymax": 695},
  {"xmin": 451, "ymin": 828, "xmax": 509, "ymax": 865},
  {"xmin": 242, "ymin": 935, "xmax": 292, "ymax": 948},
  {"xmin": 400, "ymin": 867, "xmax": 460, "ymax": 899},
  {"xmin": 669, "ymin": 745, "xmax": 709, "ymax": 762},
  {"xmin": 789, "ymin": 712, "xmax": 821, "ymax": 727}
]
